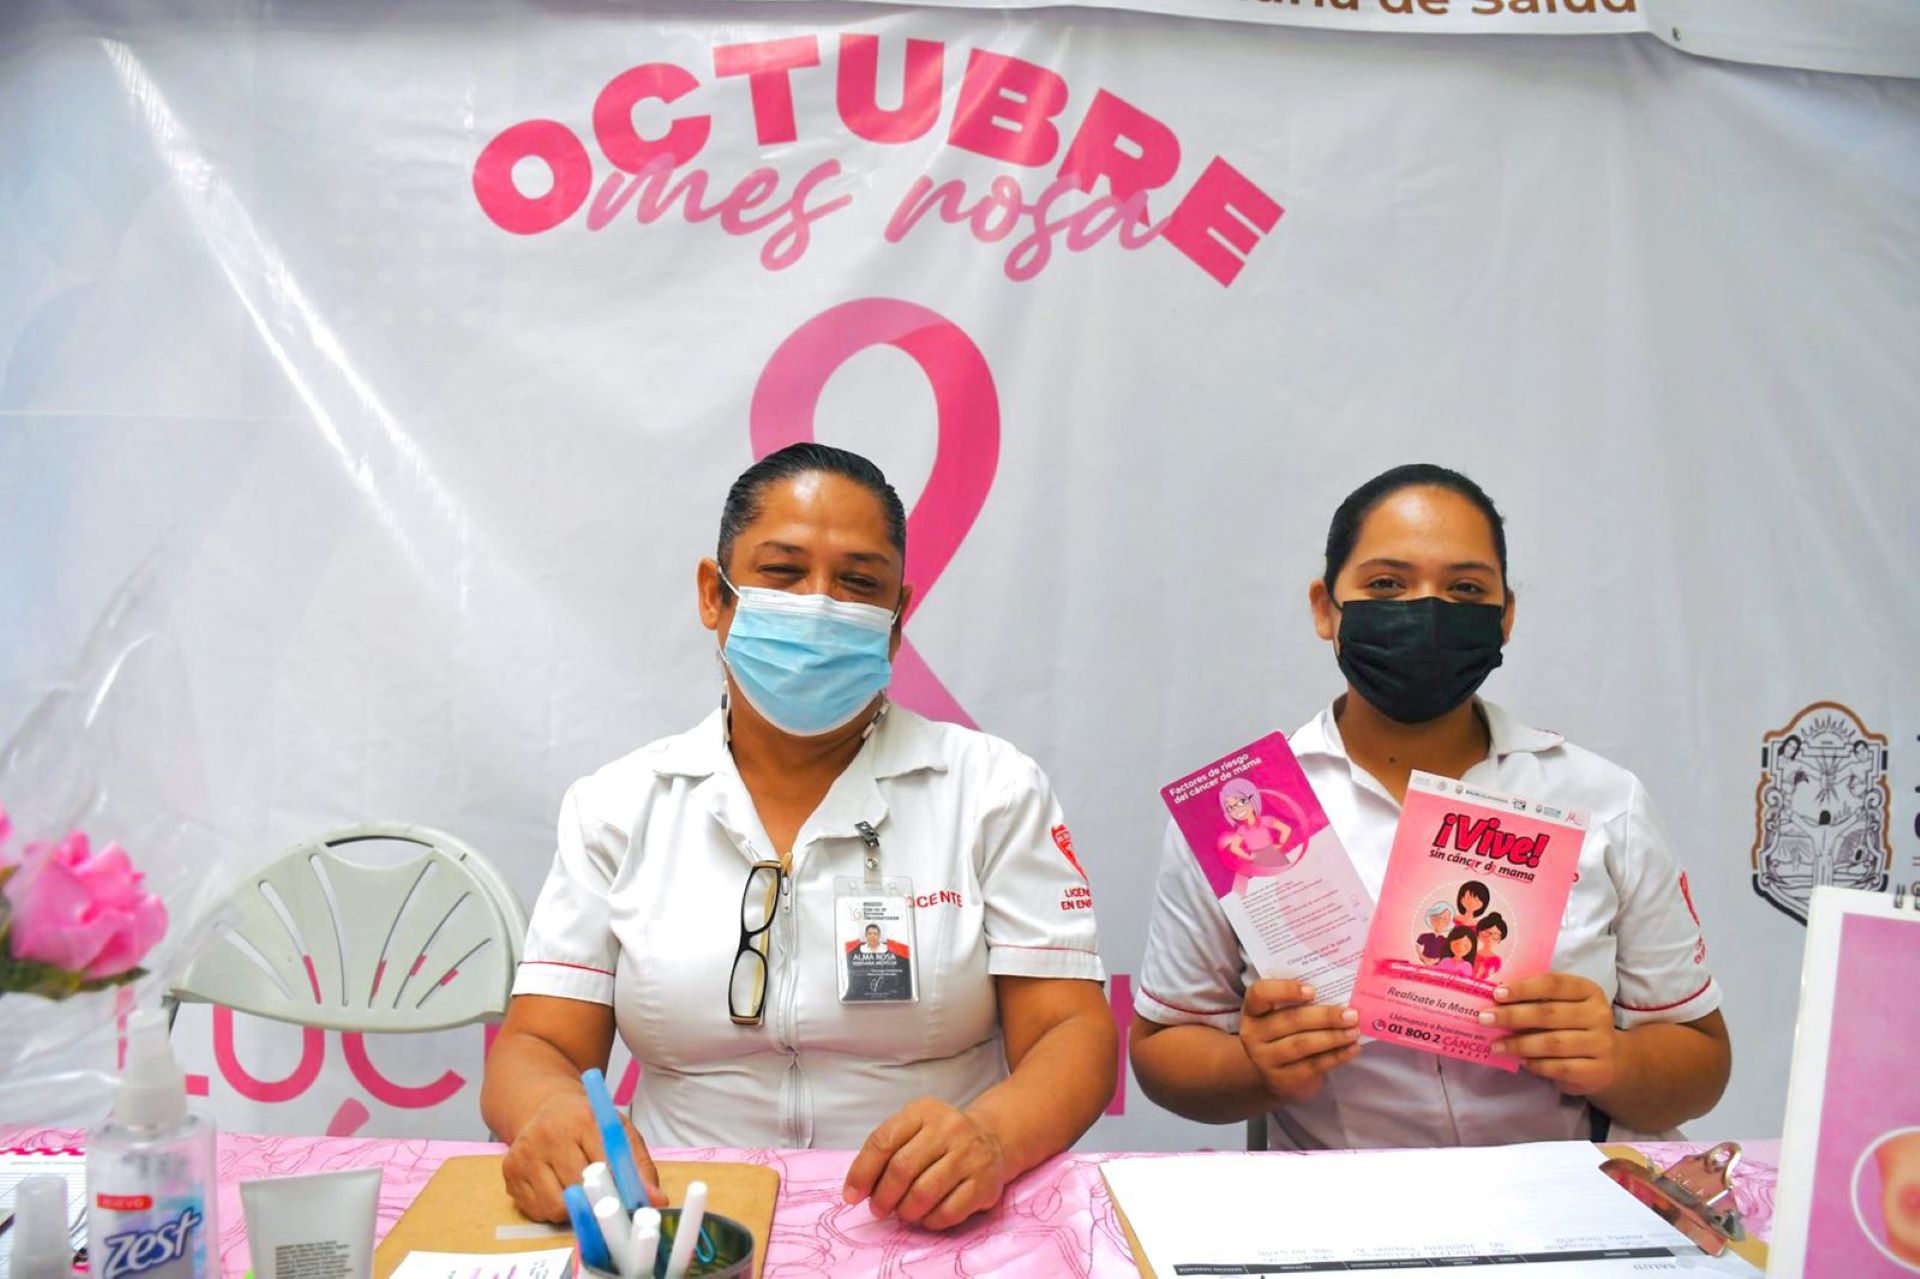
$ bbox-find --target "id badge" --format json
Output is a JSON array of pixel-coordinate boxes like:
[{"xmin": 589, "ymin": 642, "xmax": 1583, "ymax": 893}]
[{"xmin": 834, "ymin": 875, "xmax": 918, "ymax": 1003}]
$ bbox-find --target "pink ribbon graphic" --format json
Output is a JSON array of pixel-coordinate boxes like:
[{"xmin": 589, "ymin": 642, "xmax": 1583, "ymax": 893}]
[{"xmin": 750, "ymin": 298, "xmax": 1000, "ymax": 728}]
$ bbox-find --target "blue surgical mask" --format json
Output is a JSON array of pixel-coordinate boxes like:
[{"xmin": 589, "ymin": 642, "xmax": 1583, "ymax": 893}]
[{"xmin": 719, "ymin": 572, "xmax": 897, "ymax": 737}]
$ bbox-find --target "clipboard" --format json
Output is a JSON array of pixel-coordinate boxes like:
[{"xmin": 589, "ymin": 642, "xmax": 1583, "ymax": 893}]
[
  {"xmin": 372, "ymin": 1155, "xmax": 779, "ymax": 1279},
  {"xmin": 1106, "ymin": 1145, "xmax": 1769, "ymax": 1277},
  {"xmin": 1598, "ymin": 1143, "xmax": 1768, "ymax": 1270},
  {"xmin": 1106, "ymin": 1186, "xmax": 1159, "ymax": 1279}
]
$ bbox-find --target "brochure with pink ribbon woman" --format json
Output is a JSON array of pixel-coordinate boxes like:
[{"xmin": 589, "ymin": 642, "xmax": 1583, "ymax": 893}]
[
  {"xmin": 1160, "ymin": 734, "xmax": 1373, "ymax": 1004},
  {"xmin": 1351, "ymin": 771, "xmax": 1587, "ymax": 1071}
]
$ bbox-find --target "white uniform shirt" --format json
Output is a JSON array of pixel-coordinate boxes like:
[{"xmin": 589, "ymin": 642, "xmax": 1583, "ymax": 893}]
[
  {"xmin": 515, "ymin": 706, "xmax": 1106, "ymax": 1149},
  {"xmin": 1137, "ymin": 700, "xmax": 1719, "ymax": 1150}
]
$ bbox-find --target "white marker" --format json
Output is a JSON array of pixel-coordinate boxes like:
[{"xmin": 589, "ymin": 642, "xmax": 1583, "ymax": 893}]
[
  {"xmin": 661, "ymin": 1181, "xmax": 707, "ymax": 1279},
  {"xmin": 595, "ymin": 1194, "xmax": 637, "ymax": 1279},
  {"xmin": 630, "ymin": 1207, "xmax": 661, "ymax": 1279},
  {"xmin": 584, "ymin": 1162, "xmax": 618, "ymax": 1214}
]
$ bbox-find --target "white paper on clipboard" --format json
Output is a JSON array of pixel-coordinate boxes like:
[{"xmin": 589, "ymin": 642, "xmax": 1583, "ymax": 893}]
[{"xmin": 1101, "ymin": 1142, "xmax": 1758, "ymax": 1276}]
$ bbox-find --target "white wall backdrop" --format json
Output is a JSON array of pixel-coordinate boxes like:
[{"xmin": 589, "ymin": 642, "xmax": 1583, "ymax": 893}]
[{"xmin": 2, "ymin": 0, "xmax": 1917, "ymax": 1154}]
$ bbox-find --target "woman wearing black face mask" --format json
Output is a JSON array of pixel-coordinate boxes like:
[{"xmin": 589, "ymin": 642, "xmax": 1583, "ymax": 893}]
[{"xmin": 1131, "ymin": 464, "xmax": 1732, "ymax": 1152}]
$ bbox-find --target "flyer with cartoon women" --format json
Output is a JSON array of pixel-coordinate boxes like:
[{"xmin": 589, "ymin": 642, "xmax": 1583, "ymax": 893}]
[
  {"xmin": 1160, "ymin": 734, "xmax": 1373, "ymax": 1003},
  {"xmin": 1350, "ymin": 772, "xmax": 1587, "ymax": 1071}
]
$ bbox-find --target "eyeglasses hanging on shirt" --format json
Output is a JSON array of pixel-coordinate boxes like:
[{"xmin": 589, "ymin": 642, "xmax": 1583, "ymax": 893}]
[{"xmin": 728, "ymin": 860, "xmax": 782, "ymax": 1026}]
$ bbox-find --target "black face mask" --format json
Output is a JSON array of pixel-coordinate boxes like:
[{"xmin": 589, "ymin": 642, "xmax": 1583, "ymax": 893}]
[{"xmin": 1334, "ymin": 596, "xmax": 1505, "ymax": 725}]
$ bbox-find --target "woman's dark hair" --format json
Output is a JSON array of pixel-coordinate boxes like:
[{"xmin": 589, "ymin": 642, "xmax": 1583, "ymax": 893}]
[
  {"xmin": 716, "ymin": 444, "xmax": 906, "ymax": 600},
  {"xmin": 1445, "ymin": 925, "xmax": 1478, "ymax": 958},
  {"xmin": 1457, "ymin": 880, "xmax": 1489, "ymax": 914},
  {"xmin": 1476, "ymin": 912, "xmax": 1507, "ymax": 941},
  {"xmin": 1322, "ymin": 464, "xmax": 1508, "ymax": 592}
]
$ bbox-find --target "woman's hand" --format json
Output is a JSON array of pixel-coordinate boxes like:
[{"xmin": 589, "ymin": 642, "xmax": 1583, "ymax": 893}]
[
  {"xmin": 500, "ymin": 1091, "xmax": 664, "ymax": 1223},
  {"xmin": 1238, "ymin": 979, "xmax": 1361, "ymax": 1104},
  {"xmin": 1480, "ymin": 973, "xmax": 1621, "ymax": 1095},
  {"xmin": 842, "ymin": 1097, "xmax": 1011, "ymax": 1230}
]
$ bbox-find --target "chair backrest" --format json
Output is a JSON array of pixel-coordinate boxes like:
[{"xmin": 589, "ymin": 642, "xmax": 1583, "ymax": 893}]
[{"xmin": 168, "ymin": 823, "xmax": 528, "ymax": 1033}]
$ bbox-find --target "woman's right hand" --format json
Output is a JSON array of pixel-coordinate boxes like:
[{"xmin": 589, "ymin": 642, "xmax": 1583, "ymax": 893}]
[
  {"xmin": 1237, "ymin": 978, "xmax": 1362, "ymax": 1104},
  {"xmin": 500, "ymin": 1091, "xmax": 665, "ymax": 1223}
]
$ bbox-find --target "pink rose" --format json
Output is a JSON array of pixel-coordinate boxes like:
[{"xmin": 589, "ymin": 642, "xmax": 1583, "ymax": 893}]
[{"xmin": 2, "ymin": 831, "xmax": 168, "ymax": 980}]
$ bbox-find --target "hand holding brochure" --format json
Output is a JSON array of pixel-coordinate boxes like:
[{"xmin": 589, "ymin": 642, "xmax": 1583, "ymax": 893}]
[
  {"xmin": 1160, "ymin": 734, "xmax": 1373, "ymax": 1003},
  {"xmin": 1351, "ymin": 771, "xmax": 1587, "ymax": 1070}
]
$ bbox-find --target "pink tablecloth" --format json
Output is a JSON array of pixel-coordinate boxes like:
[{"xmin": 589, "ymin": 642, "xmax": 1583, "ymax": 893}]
[{"xmin": 4, "ymin": 1129, "xmax": 1780, "ymax": 1278}]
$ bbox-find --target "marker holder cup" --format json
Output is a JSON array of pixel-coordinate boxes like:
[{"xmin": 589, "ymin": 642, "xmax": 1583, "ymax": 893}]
[{"xmin": 576, "ymin": 1209, "xmax": 754, "ymax": 1279}]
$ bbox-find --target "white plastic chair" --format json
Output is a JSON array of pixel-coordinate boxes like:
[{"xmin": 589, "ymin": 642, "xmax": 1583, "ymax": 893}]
[{"xmin": 165, "ymin": 823, "xmax": 528, "ymax": 1033}]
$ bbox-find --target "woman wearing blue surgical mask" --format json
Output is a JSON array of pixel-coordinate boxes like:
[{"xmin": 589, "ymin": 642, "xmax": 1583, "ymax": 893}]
[
  {"xmin": 1132, "ymin": 464, "xmax": 1732, "ymax": 1152},
  {"xmin": 483, "ymin": 444, "xmax": 1114, "ymax": 1230}
]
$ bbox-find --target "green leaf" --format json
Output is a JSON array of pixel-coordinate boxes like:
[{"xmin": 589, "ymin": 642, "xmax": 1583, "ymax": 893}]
[
  {"xmin": 0, "ymin": 951, "xmax": 143, "ymax": 1001},
  {"xmin": 76, "ymin": 967, "xmax": 147, "ymax": 994}
]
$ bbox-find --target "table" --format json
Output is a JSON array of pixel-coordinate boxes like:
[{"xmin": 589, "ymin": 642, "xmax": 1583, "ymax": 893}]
[{"xmin": 3, "ymin": 1129, "xmax": 1779, "ymax": 1278}]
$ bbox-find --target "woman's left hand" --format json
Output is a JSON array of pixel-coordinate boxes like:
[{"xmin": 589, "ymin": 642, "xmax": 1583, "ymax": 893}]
[
  {"xmin": 842, "ymin": 1096, "xmax": 1010, "ymax": 1230},
  {"xmin": 1480, "ymin": 972, "xmax": 1622, "ymax": 1096}
]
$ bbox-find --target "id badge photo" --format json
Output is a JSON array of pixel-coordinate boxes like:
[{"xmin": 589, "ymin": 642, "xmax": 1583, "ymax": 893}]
[{"xmin": 833, "ymin": 874, "xmax": 919, "ymax": 1004}]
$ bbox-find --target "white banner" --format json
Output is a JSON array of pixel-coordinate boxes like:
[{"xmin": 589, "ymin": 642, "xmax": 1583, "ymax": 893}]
[
  {"xmin": 765, "ymin": 0, "xmax": 1645, "ymax": 37},
  {"xmin": 2, "ymin": 0, "xmax": 1918, "ymax": 1157},
  {"xmin": 745, "ymin": 0, "xmax": 1920, "ymax": 79}
]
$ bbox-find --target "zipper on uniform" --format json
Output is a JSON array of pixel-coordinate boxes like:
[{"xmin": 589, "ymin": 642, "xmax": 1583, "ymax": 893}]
[
  {"xmin": 776, "ymin": 855, "xmax": 806, "ymax": 1145},
  {"xmin": 736, "ymin": 826, "xmax": 809, "ymax": 1144},
  {"xmin": 777, "ymin": 871, "xmax": 800, "ymax": 1043}
]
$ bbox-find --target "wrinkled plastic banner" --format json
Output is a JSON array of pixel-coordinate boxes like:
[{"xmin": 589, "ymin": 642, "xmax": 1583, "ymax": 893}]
[
  {"xmin": 780, "ymin": 0, "xmax": 1646, "ymax": 36},
  {"xmin": 2, "ymin": 0, "xmax": 1918, "ymax": 1150},
  {"xmin": 759, "ymin": 0, "xmax": 1920, "ymax": 80}
]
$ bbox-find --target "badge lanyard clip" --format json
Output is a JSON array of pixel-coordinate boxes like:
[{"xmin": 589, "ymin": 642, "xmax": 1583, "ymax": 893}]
[{"xmin": 855, "ymin": 820, "xmax": 881, "ymax": 889}]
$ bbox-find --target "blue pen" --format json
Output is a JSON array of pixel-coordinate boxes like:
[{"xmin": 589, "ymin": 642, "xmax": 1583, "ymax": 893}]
[
  {"xmin": 583, "ymin": 1068, "xmax": 650, "ymax": 1212},
  {"xmin": 564, "ymin": 1184, "xmax": 612, "ymax": 1274},
  {"xmin": 582, "ymin": 1069, "xmax": 714, "ymax": 1265}
]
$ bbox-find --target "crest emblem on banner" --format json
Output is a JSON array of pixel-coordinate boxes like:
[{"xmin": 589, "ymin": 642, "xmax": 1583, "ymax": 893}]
[{"xmin": 1751, "ymin": 702, "xmax": 1892, "ymax": 923}]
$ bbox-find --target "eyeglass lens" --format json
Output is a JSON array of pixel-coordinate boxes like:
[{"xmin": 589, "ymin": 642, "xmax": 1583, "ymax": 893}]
[
  {"xmin": 742, "ymin": 863, "xmax": 780, "ymax": 934},
  {"xmin": 729, "ymin": 946, "xmax": 767, "ymax": 1019}
]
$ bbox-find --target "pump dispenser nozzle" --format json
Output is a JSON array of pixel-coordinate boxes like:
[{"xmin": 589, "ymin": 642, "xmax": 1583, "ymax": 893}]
[{"xmin": 116, "ymin": 1007, "xmax": 187, "ymax": 1129}]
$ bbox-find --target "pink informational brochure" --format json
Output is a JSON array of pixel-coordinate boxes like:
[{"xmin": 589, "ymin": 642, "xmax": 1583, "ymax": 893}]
[
  {"xmin": 1350, "ymin": 771, "xmax": 1588, "ymax": 1071},
  {"xmin": 1160, "ymin": 734, "xmax": 1374, "ymax": 1004}
]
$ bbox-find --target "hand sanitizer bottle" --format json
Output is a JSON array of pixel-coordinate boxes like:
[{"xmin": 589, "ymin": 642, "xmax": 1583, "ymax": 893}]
[{"xmin": 87, "ymin": 1009, "xmax": 218, "ymax": 1279}]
